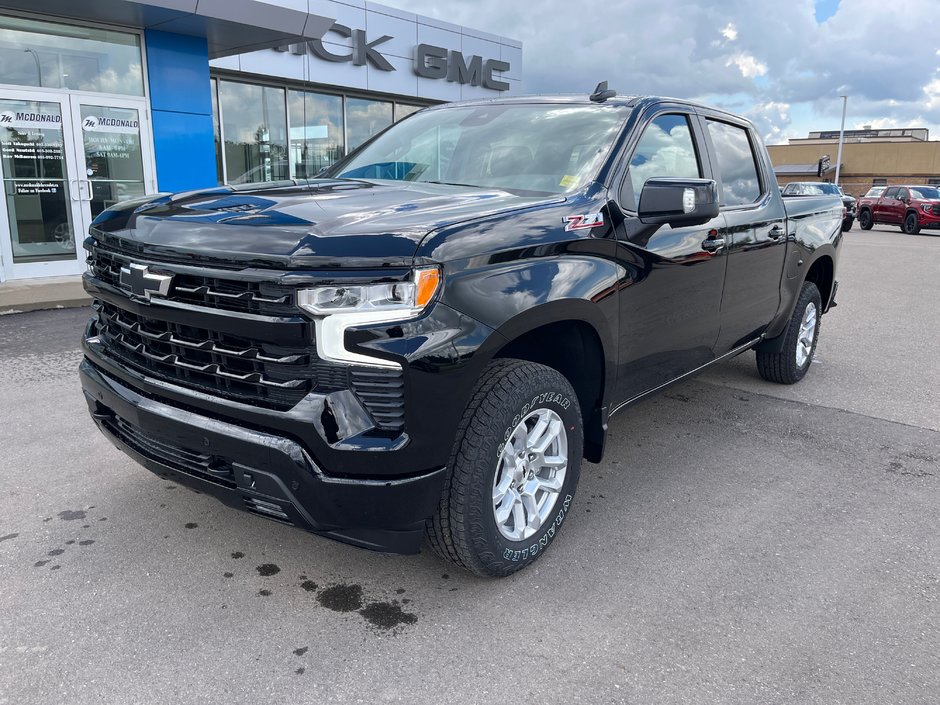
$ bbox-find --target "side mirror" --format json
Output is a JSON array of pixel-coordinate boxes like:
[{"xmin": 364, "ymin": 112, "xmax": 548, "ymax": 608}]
[{"xmin": 638, "ymin": 178, "xmax": 720, "ymax": 227}]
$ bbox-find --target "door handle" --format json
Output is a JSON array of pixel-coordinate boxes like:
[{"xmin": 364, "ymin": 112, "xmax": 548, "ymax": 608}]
[
  {"xmin": 701, "ymin": 236, "xmax": 725, "ymax": 253},
  {"xmin": 81, "ymin": 180, "xmax": 92, "ymax": 201},
  {"xmin": 769, "ymin": 224, "xmax": 785, "ymax": 239},
  {"xmin": 69, "ymin": 179, "xmax": 80, "ymax": 202}
]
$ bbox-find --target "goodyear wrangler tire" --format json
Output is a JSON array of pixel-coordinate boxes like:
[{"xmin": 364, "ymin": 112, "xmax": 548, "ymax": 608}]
[
  {"xmin": 426, "ymin": 359, "xmax": 583, "ymax": 577},
  {"xmin": 756, "ymin": 281, "xmax": 821, "ymax": 385}
]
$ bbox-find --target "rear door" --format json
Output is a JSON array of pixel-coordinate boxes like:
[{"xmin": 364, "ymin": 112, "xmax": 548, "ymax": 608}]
[
  {"xmin": 610, "ymin": 109, "xmax": 727, "ymax": 402},
  {"xmin": 700, "ymin": 114, "xmax": 788, "ymax": 352},
  {"xmin": 892, "ymin": 187, "xmax": 910, "ymax": 223}
]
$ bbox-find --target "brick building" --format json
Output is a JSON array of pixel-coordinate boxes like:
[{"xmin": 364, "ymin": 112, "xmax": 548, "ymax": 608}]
[{"xmin": 768, "ymin": 128, "xmax": 940, "ymax": 199}]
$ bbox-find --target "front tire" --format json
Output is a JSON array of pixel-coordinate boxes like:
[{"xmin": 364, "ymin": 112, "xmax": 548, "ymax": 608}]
[
  {"xmin": 858, "ymin": 209, "xmax": 873, "ymax": 230},
  {"xmin": 756, "ymin": 282, "xmax": 822, "ymax": 385},
  {"xmin": 841, "ymin": 216, "xmax": 854, "ymax": 232},
  {"xmin": 426, "ymin": 359, "xmax": 583, "ymax": 577},
  {"xmin": 904, "ymin": 212, "xmax": 921, "ymax": 235}
]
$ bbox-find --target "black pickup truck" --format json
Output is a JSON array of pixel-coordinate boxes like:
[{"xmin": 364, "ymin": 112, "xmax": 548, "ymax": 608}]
[{"xmin": 80, "ymin": 90, "xmax": 843, "ymax": 576}]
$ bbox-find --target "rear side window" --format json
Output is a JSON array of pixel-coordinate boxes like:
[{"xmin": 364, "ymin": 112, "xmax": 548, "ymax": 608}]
[
  {"xmin": 626, "ymin": 113, "xmax": 700, "ymax": 210},
  {"xmin": 706, "ymin": 120, "xmax": 762, "ymax": 206}
]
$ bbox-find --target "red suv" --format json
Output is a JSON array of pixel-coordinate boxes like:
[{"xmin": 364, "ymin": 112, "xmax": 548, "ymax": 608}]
[{"xmin": 857, "ymin": 185, "xmax": 940, "ymax": 234}]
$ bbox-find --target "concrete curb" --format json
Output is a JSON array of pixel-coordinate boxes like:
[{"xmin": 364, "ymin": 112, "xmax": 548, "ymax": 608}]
[{"xmin": 0, "ymin": 275, "xmax": 91, "ymax": 315}]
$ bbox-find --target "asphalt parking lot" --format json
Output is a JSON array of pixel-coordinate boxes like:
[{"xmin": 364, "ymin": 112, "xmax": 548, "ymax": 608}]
[{"xmin": 0, "ymin": 226, "xmax": 937, "ymax": 705}]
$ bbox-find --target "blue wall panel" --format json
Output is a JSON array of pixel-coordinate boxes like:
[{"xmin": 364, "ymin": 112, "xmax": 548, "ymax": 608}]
[
  {"xmin": 150, "ymin": 111, "xmax": 217, "ymax": 193},
  {"xmin": 145, "ymin": 30, "xmax": 216, "ymax": 192}
]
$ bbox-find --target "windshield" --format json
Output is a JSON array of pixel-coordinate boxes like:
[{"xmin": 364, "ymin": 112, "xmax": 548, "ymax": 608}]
[
  {"xmin": 329, "ymin": 103, "xmax": 630, "ymax": 195},
  {"xmin": 788, "ymin": 182, "xmax": 840, "ymax": 196},
  {"xmin": 909, "ymin": 186, "xmax": 940, "ymax": 199}
]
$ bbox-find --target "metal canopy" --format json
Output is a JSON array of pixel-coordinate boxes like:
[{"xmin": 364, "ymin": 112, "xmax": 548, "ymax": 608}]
[{"xmin": 0, "ymin": 0, "xmax": 334, "ymax": 57}]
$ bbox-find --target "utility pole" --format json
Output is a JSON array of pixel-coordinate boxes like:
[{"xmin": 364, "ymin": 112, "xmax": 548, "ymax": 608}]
[{"xmin": 834, "ymin": 95, "xmax": 847, "ymax": 186}]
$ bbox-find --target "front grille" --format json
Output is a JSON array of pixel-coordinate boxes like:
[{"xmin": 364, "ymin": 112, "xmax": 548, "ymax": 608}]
[
  {"xmin": 104, "ymin": 415, "xmax": 237, "ymax": 489},
  {"xmin": 86, "ymin": 240, "xmax": 295, "ymax": 316},
  {"xmin": 86, "ymin": 237, "xmax": 407, "ymax": 430},
  {"xmin": 94, "ymin": 301, "xmax": 323, "ymax": 410},
  {"xmin": 350, "ymin": 369, "xmax": 405, "ymax": 430},
  {"xmin": 932, "ymin": 205, "xmax": 940, "ymax": 216}
]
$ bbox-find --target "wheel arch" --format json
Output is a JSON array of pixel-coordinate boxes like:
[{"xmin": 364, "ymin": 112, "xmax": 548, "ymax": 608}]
[
  {"xmin": 803, "ymin": 253, "xmax": 835, "ymax": 312},
  {"xmin": 483, "ymin": 300, "xmax": 615, "ymax": 464}
]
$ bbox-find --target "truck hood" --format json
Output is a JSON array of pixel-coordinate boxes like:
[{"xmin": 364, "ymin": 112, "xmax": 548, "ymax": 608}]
[{"xmin": 90, "ymin": 179, "xmax": 561, "ymax": 268}]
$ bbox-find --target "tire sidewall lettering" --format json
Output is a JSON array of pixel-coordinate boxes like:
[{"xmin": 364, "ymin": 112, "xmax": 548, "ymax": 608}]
[
  {"xmin": 502, "ymin": 493, "xmax": 573, "ymax": 562},
  {"xmin": 503, "ymin": 393, "xmax": 573, "ymax": 443}
]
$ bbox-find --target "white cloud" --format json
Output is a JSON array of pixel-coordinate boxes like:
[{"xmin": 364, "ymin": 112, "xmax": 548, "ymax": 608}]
[
  {"xmin": 726, "ymin": 52, "xmax": 768, "ymax": 79},
  {"xmin": 390, "ymin": 0, "xmax": 940, "ymax": 140}
]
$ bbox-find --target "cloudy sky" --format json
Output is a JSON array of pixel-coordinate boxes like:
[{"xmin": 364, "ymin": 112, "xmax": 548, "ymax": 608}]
[{"xmin": 391, "ymin": 0, "xmax": 940, "ymax": 145}]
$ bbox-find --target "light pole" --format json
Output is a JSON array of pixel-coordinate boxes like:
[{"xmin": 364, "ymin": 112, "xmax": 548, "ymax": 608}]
[
  {"xmin": 24, "ymin": 48, "xmax": 42, "ymax": 87},
  {"xmin": 834, "ymin": 95, "xmax": 847, "ymax": 186}
]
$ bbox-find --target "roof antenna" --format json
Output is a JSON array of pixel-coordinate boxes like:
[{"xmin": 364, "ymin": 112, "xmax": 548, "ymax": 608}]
[{"xmin": 590, "ymin": 81, "xmax": 617, "ymax": 103}]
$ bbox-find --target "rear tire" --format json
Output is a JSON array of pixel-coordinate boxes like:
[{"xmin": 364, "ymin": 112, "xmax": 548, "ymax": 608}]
[
  {"xmin": 841, "ymin": 216, "xmax": 854, "ymax": 232},
  {"xmin": 426, "ymin": 359, "xmax": 583, "ymax": 577},
  {"xmin": 858, "ymin": 209, "xmax": 873, "ymax": 230},
  {"xmin": 904, "ymin": 212, "xmax": 921, "ymax": 235},
  {"xmin": 756, "ymin": 282, "xmax": 822, "ymax": 385}
]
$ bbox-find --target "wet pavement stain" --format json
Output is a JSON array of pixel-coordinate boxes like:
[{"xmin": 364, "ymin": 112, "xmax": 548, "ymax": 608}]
[
  {"xmin": 300, "ymin": 580, "xmax": 318, "ymax": 592},
  {"xmin": 395, "ymin": 588, "xmax": 405, "ymax": 594},
  {"xmin": 293, "ymin": 647, "xmax": 308, "ymax": 656},
  {"xmin": 184, "ymin": 523, "xmax": 198, "ymax": 529},
  {"xmin": 47, "ymin": 548, "xmax": 64, "ymax": 556},
  {"xmin": 258, "ymin": 589, "xmax": 272, "ymax": 597},
  {"xmin": 359, "ymin": 602, "xmax": 418, "ymax": 631},
  {"xmin": 99, "ymin": 517, "xmax": 107, "ymax": 522},
  {"xmin": 231, "ymin": 551, "xmax": 244, "ymax": 559},
  {"xmin": 57, "ymin": 510, "xmax": 86, "ymax": 521},
  {"xmin": 441, "ymin": 573, "xmax": 450, "ymax": 580},
  {"xmin": 65, "ymin": 540, "xmax": 75, "ymax": 545},
  {"xmin": 33, "ymin": 560, "xmax": 50, "ymax": 568},
  {"xmin": 223, "ymin": 572, "xmax": 234, "ymax": 578},
  {"xmin": 256, "ymin": 563, "xmax": 280, "ymax": 577},
  {"xmin": 0, "ymin": 533, "xmax": 19, "ymax": 542},
  {"xmin": 78, "ymin": 540, "xmax": 95, "ymax": 546},
  {"xmin": 50, "ymin": 565, "xmax": 61, "ymax": 570},
  {"xmin": 295, "ymin": 668, "xmax": 305, "ymax": 675},
  {"xmin": 317, "ymin": 584, "xmax": 363, "ymax": 612}
]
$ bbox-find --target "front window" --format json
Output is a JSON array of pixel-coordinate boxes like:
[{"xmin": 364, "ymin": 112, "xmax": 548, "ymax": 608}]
[{"xmin": 331, "ymin": 103, "xmax": 630, "ymax": 196}]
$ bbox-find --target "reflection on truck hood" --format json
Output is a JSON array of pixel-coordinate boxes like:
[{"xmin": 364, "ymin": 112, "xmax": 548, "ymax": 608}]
[{"xmin": 90, "ymin": 179, "xmax": 560, "ymax": 268}]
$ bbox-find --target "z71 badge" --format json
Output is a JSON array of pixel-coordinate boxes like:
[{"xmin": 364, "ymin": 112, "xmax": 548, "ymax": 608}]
[{"xmin": 563, "ymin": 213, "xmax": 605, "ymax": 231}]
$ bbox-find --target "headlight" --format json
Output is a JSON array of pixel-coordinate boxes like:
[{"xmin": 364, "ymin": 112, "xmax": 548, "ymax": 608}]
[
  {"xmin": 923, "ymin": 204, "xmax": 932, "ymax": 213},
  {"xmin": 297, "ymin": 266, "xmax": 441, "ymax": 368}
]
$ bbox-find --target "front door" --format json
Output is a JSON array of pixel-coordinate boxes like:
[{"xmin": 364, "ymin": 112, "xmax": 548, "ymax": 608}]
[
  {"xmin": 612, "ymin": 111, "xmax": 727, "ymax": 403},
  {"xmin": 0, "ymin": 90, "xmax": 154, "ymax": 280}
]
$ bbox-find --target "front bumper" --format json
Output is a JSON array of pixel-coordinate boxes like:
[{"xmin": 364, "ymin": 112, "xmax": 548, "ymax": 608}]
[{"xmin": 80, "ymin": 359, "xmax": 447, "ymax": 553}]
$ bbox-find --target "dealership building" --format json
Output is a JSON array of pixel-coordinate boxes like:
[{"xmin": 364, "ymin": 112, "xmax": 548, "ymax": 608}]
[
  {"xmin": 769, "ymin": 127, "xmax": 940, "ymax": 199},
  {"xmin": 0, "ymin": 0, "xmax": 522, "ymax": 284}
]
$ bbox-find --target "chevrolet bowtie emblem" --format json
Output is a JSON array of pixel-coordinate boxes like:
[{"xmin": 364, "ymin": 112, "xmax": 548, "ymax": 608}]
[{"xmin": 119, "ymin": 263, "xmax": 173, "ymax": 301}]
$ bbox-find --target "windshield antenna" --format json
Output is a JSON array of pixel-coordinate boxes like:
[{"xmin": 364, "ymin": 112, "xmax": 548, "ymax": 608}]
[{"xmin": 590, "ymin": 81, "xmax": 617, "ymax": 103}]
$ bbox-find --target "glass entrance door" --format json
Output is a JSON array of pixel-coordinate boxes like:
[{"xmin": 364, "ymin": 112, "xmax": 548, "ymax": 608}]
[
  {"xmin": 0, "ymin": 90, "xmax": 155, "ymax": 281},
  {"xmin": 0, "ymin": 90, "xmax": 82, "ymax": 279},
  {"xmin": 70, "ymin": 97, "xmax": 154, "ymax": 227}
]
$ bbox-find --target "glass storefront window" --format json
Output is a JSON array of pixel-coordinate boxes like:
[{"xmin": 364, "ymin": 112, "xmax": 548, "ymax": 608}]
[
  {"xmin": 394, "ymin": 103, "xmax": 422, "ymax": 122},
  {"xmin": 346, "ymin": 98, "xmax": 392, "ymax": 153},
  {"xmin": 211, "ymin": 78, "xmax": 223, "ymax": 185},
  {"xmin": 287, "ymin": 89, "xmax": 344, "ymax": 178},
  {"xmin": 0, "ymin": 16, "xmax": 143, "ymax": 96},
  {"xmin": 219, "ymin": 81, "xmax": 288, "ymax": 184}
]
